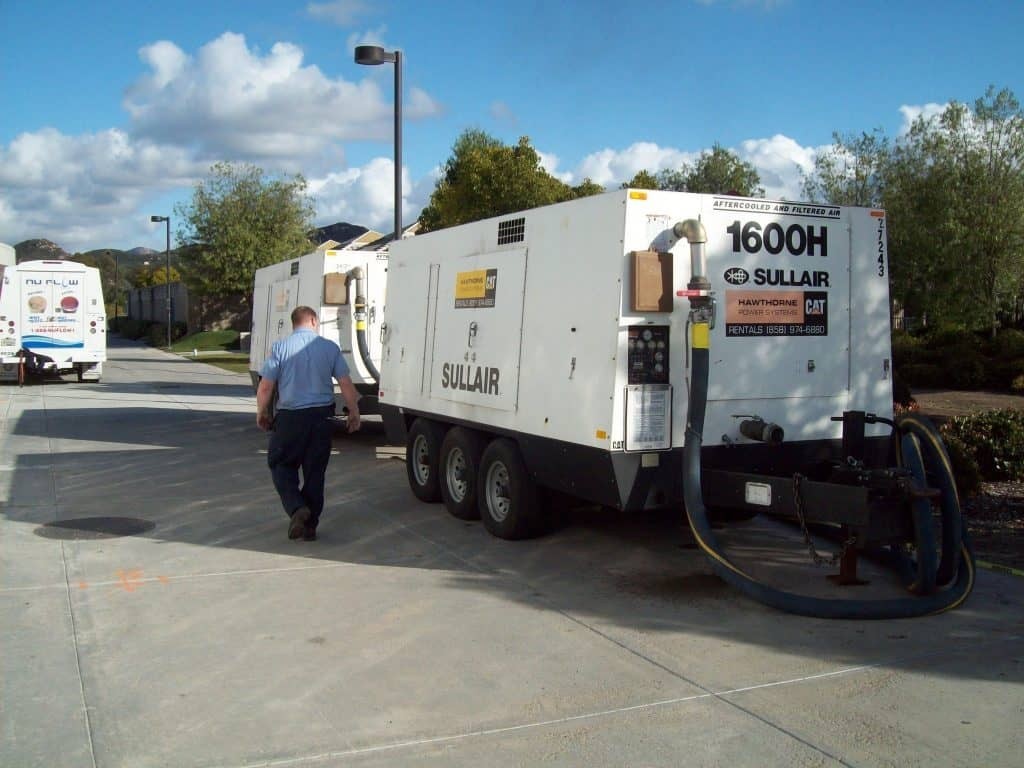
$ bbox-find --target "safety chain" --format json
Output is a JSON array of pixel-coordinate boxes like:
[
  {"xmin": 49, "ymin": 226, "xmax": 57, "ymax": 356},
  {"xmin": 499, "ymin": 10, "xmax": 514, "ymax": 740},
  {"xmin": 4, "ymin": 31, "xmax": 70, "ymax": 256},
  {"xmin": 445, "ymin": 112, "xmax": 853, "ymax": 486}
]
[{"xmin": 792, "ymin": 473, "xmax": 857, "ymax": 567}]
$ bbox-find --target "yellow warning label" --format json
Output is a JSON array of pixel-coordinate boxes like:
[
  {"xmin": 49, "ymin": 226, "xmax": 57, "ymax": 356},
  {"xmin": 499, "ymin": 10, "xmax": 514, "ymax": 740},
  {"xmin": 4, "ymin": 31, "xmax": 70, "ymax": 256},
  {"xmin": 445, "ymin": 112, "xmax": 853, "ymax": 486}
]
[{"xmin": 455, "ymin": 269, "xmax": 497, "ymax": 308}]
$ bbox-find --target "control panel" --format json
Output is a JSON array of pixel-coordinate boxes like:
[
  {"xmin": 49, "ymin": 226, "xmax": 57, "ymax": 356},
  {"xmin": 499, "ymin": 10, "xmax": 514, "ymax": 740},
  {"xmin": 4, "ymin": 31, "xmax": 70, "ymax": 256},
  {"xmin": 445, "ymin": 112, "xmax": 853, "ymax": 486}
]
[{"xmin": 627, "ymin": 325, "xmax": 670, "ymax": 384}]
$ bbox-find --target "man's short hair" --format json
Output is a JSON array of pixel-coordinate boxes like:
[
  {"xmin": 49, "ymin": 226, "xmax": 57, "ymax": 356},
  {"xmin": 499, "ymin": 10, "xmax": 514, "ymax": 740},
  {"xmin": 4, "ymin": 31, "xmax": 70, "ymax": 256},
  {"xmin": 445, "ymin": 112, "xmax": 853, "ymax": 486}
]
[{"xmin": 291, "ymin": 306, "xmax": 318, "ymax": 327}]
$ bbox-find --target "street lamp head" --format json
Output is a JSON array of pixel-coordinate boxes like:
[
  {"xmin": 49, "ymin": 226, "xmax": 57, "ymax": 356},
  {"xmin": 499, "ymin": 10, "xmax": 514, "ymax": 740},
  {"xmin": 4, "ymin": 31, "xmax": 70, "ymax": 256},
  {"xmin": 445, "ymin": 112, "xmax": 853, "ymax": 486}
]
[
  {"xmin": 150, "ymin": 215, "xmax": 168, "ymax": 223},
  {"xmin": 354, "ymin": 45, "xmax": 396, "ymax": 65}
]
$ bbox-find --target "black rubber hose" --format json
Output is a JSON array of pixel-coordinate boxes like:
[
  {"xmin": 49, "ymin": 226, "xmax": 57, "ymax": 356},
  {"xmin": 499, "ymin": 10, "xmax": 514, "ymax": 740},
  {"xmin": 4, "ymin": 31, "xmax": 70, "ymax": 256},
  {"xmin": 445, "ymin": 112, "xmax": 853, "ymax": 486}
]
[
  {"xmin": 681, "ymin": 326, "xmax": 975, "ymax": 619},
  {"xmin": 355, "ymin": 320, "xmax": 381, "ymax": 383},
  {"xmin": 899, "ymin": 431, "xmax": 938, "ymax": 595},
  {"xmin": 898, "ymin": 413, "xmax": 963, "ymax": 587},
  {"xmin": 353, "ymin": 301, "xmax": 380, "ymax": 384}
]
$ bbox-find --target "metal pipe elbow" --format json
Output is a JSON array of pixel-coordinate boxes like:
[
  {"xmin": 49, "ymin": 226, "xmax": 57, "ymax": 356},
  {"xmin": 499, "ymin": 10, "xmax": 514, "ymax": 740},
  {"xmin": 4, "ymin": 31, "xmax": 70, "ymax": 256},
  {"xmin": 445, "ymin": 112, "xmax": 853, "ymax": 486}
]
[{"xmin": 673, "ymin": 219, "xmax": 707, "ymax": 244}]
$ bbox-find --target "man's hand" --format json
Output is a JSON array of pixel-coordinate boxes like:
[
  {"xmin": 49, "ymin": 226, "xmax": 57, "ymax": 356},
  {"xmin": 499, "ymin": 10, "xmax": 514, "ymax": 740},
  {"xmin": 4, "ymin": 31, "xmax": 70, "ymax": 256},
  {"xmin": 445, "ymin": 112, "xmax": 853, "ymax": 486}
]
[
  {"xmin": 346, "ymin": 409, "xmax": 361, "ymax": 433},
  {"xmin": 257, "ymin": 410, "xmax": 273, "ymax": 432}
]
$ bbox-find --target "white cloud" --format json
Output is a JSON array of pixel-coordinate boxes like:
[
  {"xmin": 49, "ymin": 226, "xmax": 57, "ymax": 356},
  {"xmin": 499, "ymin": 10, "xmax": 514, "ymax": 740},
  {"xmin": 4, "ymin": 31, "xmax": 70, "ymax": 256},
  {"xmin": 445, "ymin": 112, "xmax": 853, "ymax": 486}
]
[
  {"xmin": 898, "ymin": 102, "xmax": 948, "ymax": 134},
  {"xmin": 124, "ymin": 32, "xmax": 440, "ymax": 166},
  {"xmin": 489, "ymin": 101, "xmax": 516, "ymax": 125},
  {"xmin": 307, "ymin": 0, "xmax": 370, "ymax": 26},
  {"xmin": 346, "ymin": 27, "xmax": 391, "ymax": 52},
  {"xmin": 570, "ymin": 142, "xmax": 695, "ymax": 187},
  {"xmin": 0, "ymin": 127, "xmax": 205, "ymax": 250},
  {"xmin": 546, "ymin": 136, "xmax": 814, "ymax": 201},
  {"xmin": 310, "ymin": 157, "xmax": 433, "ymax": 233},
  {"xmin": 737, "ymin": 134, "xmax": 817, "ymax": 199}
]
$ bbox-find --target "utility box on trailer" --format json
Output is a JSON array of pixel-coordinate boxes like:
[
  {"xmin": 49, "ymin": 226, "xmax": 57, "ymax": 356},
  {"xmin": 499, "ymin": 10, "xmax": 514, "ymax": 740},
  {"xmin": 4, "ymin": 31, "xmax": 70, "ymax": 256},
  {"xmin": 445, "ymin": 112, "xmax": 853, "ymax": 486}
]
[
  {"xmin": 0, "ymin": 259, "xmax": 106, "ymax": 381},
  {"xmin": 381, "ymin": 189, "xmax": 894, "ymax": 532},
  {"xmin": 249, "ymin": 246, "xmax": 388, "ymax": 412}
]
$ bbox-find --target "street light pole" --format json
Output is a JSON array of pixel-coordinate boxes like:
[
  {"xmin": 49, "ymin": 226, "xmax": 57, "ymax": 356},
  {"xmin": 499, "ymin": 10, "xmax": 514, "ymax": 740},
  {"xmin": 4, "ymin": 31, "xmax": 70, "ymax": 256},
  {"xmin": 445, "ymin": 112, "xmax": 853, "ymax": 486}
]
[
  {"xmin": 354, "ymin": 44, "xmax": 403, "ymax": 242},
  {"xmin": 150, "ymin": 215, "xmax": 171, "ymax": 349},
  {"xmin": 108, "ymin": 249, "xmax": 117, "ymax": 322}
]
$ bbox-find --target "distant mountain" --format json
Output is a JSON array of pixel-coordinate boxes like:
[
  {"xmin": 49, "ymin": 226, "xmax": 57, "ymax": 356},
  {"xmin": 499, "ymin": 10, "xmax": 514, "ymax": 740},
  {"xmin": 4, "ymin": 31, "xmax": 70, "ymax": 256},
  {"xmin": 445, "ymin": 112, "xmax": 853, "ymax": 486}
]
[
  {"xmin": 15, "ymin": 239, "xmax": 71, "ymax": 263},
  {"xmin": 313, "ymin": 222, "xmax": 368, "ymax": 247},
  {"xmin": 127, "ymin": 246, "xmax": 158, "ymax": 257}
]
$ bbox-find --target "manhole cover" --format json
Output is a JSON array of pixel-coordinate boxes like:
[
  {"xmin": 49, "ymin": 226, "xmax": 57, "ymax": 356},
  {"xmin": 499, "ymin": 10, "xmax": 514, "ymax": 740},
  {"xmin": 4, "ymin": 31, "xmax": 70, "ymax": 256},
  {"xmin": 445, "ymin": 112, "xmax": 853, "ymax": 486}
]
[{"xmin": 35, "ymin": 517, "xmax": 156, "ymax": 540}]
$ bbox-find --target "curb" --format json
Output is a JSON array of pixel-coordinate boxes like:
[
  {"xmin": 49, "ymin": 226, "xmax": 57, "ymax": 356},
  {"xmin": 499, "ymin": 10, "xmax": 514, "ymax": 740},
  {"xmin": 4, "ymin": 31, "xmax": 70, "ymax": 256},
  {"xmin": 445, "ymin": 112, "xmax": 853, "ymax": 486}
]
[{"xmin": 976, "ymin": 559, "xmax": 1024, "ymax": 578}]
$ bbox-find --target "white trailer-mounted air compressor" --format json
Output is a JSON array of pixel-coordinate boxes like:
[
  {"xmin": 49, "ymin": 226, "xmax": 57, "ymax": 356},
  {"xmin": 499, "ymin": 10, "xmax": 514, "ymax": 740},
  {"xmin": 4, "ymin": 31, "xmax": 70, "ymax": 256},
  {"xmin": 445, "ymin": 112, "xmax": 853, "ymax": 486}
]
[
  {"xmin": 249, "ymin": 246, "xmax": 387, "ymax": 414},
  {"xmin": 0, "ymin": 259, "xmax": 106, "ymax": 382},
  {"xmin": 380, "ymin": 189, "xmax": 974, "ymax": 618}
]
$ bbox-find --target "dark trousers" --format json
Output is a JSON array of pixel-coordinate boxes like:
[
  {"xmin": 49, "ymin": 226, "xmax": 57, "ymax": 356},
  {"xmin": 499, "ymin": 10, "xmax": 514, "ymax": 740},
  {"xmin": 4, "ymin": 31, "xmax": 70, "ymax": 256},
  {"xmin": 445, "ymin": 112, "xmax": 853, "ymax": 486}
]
[{"xmin": 267, "ymin": 405, "xmax": 334, "ymax": 527}]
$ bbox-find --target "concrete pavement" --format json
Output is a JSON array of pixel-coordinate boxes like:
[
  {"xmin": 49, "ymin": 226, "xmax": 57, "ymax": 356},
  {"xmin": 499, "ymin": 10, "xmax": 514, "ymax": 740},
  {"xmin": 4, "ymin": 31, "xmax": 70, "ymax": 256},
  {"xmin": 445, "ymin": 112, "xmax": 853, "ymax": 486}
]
[{"xmin": 1, "ymin": 338, "xmax": 1022, "ymax": 767}]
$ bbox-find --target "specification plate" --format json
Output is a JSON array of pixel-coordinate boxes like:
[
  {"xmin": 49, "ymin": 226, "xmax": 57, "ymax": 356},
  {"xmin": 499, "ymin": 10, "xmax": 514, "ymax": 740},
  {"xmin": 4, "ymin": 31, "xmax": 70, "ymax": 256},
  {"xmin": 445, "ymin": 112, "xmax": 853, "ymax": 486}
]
[{"xmin": 624, "ymin": 384, "xmax": 671, "ymax": 452}]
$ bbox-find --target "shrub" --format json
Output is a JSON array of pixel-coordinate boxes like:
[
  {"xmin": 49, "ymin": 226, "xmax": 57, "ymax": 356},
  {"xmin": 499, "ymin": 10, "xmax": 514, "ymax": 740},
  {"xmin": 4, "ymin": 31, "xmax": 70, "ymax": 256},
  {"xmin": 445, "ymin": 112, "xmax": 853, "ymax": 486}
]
[
  {"xmin": 899, "ymin": 363, "xmax": 946, "ymax": 389},
  {"xmin": 118, "ymin": 318, "xmax": 153, "ymax": 340},
  {"xmin": 891, "ymin": 330, "xmax": 928, "ymax": 367},
  {"xmin": 892, "ymin": 372, "xmax": 916, "ymax": 407},
  {"xmin": 993, "ymin": 328, "xmax": 1024, "ymax": 359},
  {"xmin": 940, "ymin": 433, "xmax": 983, "ymax": 498},
  {"xmin": 146, "ymin": 322, "xmax": 188, "ymax": 347},
  {"xmin": 986, "ymin": 358, "xmax": 1024, "ymax": 391},
  {"xmin": 941, "ymin": 409, "xmax": 1024, "ymax": 482}
]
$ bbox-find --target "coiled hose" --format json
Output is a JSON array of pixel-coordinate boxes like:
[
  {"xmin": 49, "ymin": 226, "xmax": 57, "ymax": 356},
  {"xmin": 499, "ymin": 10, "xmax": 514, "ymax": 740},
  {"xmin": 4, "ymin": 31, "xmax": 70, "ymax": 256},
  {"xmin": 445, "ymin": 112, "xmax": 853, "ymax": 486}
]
[{"xmin": 682, "ymin": 321, "xmax": 975, "ymax": 619}]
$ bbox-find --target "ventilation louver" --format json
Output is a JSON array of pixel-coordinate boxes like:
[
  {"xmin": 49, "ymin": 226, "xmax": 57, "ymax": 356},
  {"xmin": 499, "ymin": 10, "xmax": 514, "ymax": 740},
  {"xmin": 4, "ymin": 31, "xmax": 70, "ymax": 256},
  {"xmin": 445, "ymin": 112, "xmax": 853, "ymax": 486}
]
[{"xmin": 497, "ymin": 217, "xmax": 525, "ymax": 245}]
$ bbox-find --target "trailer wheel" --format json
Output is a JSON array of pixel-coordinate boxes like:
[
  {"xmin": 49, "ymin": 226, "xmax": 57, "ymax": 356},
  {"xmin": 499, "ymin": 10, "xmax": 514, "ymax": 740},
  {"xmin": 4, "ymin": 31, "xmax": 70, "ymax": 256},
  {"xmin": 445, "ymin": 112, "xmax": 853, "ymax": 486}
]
[
  {"xmin": 478, "ymin": 438, "xmax": 540, "ymax": 540},
  {"xmin": 406, "ymin": 418, "xmax": 445, "ymax": 502},
  {"xmin": 439, "ymin": 427, "xmax": 486, "ymax": 520}
]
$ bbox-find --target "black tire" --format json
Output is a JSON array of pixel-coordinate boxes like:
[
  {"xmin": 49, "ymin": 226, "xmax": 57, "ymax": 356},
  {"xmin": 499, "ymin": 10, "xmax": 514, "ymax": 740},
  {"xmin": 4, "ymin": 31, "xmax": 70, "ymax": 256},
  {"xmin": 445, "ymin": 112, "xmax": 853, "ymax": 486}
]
[
  {"xmin": 477, "ymin": 438, "xmax": 541, "ymax": 540},
  {"xmin": 76, "ymin": 366, "xmax": 84, "ymax": 383},
  {"xmin": 406, "ymin": 418, "xmax": 445, "ymax": 502},
  {"xmin": 439, "ymin": 427, "xmax": 487, "ymax": 520}
]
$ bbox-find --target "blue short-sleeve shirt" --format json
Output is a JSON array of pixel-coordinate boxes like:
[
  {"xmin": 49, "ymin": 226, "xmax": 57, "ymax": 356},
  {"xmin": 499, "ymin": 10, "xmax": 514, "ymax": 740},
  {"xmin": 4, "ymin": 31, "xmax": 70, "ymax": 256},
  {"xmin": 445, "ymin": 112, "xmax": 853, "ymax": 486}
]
[{"xmin": 260, "ymin": 329, "xmax": 350, "ymax": 410}]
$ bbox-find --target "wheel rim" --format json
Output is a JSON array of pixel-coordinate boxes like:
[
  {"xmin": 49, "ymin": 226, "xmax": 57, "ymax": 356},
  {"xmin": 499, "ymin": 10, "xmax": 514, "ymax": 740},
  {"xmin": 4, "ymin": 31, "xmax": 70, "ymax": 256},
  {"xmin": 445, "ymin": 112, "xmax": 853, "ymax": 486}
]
[
  {"xmin": 412, "ymin": 434, "xmax": 431, "ymax": 486},
  {"xmin": 445, "ymin": 447, "xmax": 468, "ymax": 503},
  {"xmin": 485, "ymin": 460, "xmax": 511, "ymax": 522}
]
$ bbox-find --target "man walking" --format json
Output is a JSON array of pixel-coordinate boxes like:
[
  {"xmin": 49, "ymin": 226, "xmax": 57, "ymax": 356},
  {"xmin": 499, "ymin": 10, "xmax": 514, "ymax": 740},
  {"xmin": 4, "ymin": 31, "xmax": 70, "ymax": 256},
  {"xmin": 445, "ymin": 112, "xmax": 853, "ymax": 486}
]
[{"xmin": 256, "ymin": 306, "xmax": 361, "ymax": 541}]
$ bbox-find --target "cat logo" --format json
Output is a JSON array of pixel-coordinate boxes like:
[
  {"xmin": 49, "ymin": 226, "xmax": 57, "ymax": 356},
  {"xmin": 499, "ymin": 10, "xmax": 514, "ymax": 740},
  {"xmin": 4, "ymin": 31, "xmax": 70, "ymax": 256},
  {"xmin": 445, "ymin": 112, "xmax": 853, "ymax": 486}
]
[{"xmin": 805, "ymin": 297, "xmax": 827, "ymax": 315}]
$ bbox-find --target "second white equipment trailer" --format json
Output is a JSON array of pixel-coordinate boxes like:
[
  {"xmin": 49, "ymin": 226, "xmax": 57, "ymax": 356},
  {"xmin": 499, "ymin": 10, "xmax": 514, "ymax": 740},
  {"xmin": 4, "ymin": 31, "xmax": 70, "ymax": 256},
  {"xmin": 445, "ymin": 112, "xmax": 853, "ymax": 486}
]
[
  {"xmin": 249, "ymin": 246, "xmax": 388, "ymax": 414},
  {"xmin": 379, "ymin": 189, "xmax": 973, "ymax": 619}
]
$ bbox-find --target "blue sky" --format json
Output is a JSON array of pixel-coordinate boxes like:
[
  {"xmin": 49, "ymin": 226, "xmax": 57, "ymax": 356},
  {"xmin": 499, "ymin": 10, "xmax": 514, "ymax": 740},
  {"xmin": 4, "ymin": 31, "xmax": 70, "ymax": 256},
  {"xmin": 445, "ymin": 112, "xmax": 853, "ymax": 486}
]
[{"xmin": 1, "ymin": 0, "xmax": 1021, "ymax": 252}]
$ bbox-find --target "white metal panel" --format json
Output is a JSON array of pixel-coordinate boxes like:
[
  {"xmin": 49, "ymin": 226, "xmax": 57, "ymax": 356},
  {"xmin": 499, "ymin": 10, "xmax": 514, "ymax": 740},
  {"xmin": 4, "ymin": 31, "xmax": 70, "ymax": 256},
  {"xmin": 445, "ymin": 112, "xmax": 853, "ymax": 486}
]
[
  {"xmin": 848, "ymin": 207, "xmax": 894, "ymax": 436},
  {"xmin": 701, "ymin": 198, "xmax": 850, "ymax": 400},
  {"xmin": 266, "ymin": 277, "xmax": 297, "ymax": 349},
  {"xmin": 429, "ymin": 248, "xmax": 527, "ymax": 412}
]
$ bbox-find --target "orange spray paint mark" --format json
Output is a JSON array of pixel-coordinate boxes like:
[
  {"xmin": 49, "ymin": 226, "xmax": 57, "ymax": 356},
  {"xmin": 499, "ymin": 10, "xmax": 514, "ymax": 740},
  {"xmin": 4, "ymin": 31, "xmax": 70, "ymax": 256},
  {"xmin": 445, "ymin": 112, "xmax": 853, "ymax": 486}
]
[{"xmin": 116, "ymin": 569, "xmax": 144, "ymax": 592}]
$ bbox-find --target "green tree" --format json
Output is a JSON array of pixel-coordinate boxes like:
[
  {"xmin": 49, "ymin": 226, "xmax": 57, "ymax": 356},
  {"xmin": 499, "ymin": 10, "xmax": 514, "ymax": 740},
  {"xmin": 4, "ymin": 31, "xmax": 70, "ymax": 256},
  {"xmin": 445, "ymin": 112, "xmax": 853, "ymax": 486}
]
[
  {"xmin": 174, "ymin": 162, "xmax": 314, "ymax": 301},
  {"xmin": 802, "ymin": 129, "xmax": 890, "ymax": 207},
  {"xmin": 620, "ymin": 170, "xmax": 659, "ymax": 190},
  {"xmin": 886, "ymin": 87, "xmax": 1024, "ymax": 337},
  {"xmin": 419, "ymin": 130, "xmax": 602, "ymax": 232},
  {"xmin": 657, "ymin": 144, "xmax": 764, "ymax": 196},
  {"xmin": 132, "ymin": 263, "xmax": 182, "ymax": 287}
]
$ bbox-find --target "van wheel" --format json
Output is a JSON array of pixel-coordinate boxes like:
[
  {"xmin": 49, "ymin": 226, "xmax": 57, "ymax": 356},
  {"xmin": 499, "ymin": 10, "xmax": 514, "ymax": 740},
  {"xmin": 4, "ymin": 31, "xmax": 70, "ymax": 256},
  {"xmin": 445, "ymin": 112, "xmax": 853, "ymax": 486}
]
[
  {"xmin": 478, "ymin": 438, "xmax": 541, "ymax": 539},
  {"xmin": 439, "ymin": 427, "xmax": 486, "ymax": 520},
  {"xmin": 406, "ymin": 418, "xmax": 445, "ymax": 502}
]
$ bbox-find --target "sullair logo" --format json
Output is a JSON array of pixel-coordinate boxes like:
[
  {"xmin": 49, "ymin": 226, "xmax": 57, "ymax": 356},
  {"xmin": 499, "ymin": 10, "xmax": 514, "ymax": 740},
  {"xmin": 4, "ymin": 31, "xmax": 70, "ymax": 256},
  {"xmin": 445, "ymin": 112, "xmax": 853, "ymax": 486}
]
[
  {"xmin": 753, "ymin": 268, "xmax": 829, "ymax": 287},
  {"xmin": 441, "ymin": 362, "xmax": 500, "ymax": 395},
  {"xmin": 724, "ymin": 267, "xmax": 750, "ymax": 285}
]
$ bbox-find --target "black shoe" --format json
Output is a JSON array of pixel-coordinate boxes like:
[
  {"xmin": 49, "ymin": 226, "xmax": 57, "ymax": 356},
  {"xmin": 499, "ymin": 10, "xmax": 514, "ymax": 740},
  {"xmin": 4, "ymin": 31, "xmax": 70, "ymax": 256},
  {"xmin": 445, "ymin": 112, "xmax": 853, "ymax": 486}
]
[
  {"xmin": 302, "ymin": 525, "xmax": 317, "ymax": 541},
  {"xmin": 288, "ymin": 507, "xmax": 311, "ymax": 540}
]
